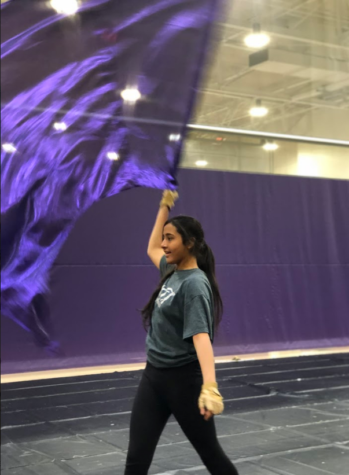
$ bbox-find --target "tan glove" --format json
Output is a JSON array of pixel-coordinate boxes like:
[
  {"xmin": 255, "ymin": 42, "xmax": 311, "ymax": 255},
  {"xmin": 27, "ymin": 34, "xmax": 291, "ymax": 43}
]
[
  {"xmin": 198, "ymin": 382, "xmax": 224, "ymax": 416},
  {"xmin": 160, "ymin": 190, "xmax": 178, "ymax": 210}
]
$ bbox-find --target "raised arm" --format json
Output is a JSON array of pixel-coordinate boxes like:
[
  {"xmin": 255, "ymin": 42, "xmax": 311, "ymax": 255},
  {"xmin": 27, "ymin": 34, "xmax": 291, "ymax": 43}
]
[{"xmin": 147, "ymin": 190, "xmax": 178, "ymax": 269}]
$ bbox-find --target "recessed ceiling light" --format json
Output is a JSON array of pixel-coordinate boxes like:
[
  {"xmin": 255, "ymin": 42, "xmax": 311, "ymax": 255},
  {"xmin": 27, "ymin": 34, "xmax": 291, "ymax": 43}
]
[
  {"xmin": 2, "ymin": 143, "xmax": 17, "ymax": 153},
  {"xmin": 50, "ymin": 0, "xmax": 79, "ymax": 15},
  {"xmin": 262, "ymin": 141, "xmax": 278, "ymax": 151},
  {"xmin": 53, "ymin": 122, "xmax": 67, "ymax": 131},
  {"xmin": 169, "ymin": 134, "xmax": 181, "ymax": 142},
  {"xmin": 249, "ymin": 99, "xmax": 269, "ymax": 117},
  {"xmin": 121, "ymin": 88, "xmax": 141, "ymax": 102},
  {"xmin": 244, "ymin": 23, "xmax": 270, "ymax": 49},
  {"xmin": 107, "ymin": 151, "xmax": 119, "ymax": 160},
  {"xmin": 195, "ymin": 160, "xmax": 208, "ymax": 167}
]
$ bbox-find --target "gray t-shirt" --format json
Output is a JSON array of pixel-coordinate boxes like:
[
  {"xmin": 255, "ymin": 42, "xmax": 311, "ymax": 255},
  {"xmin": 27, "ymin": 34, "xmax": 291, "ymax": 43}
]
[{"xmin": 146, "ymin": 255, "xmax": 214, "ymax": 368}]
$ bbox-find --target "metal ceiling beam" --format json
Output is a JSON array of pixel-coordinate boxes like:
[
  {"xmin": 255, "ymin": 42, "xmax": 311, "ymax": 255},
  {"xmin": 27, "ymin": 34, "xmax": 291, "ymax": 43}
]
[
  {"xmin": 200, "ymin": 87, "xmax": 347, "ymax": 111},
  {"xmin": 254, "ymin": 105, "xmax": 317, "ymax": 128},
  {"xmin": 199, "ymin": 106, "xmax": 229, "ymax": 120},
  {"xmin": 269, "ymin": 0, "xmax": 348, "ymax": 25},
  {"xmin": 187, "ymin": 123, "xmax": 349, "ymax": 148},
  {"xmin": 266, "ymin": 0, "xmax": 349, "ymax": 25},
  {"xmin": 219, "ymin": 22, "xmax": 349, "ymax": 52},
  {"xmin": 271, "ymin": 0, "xmax": 318, "ymax": 22},
  {"xmin": 2, "ymin": 101, "xmax": 347, "ymax": 148}
]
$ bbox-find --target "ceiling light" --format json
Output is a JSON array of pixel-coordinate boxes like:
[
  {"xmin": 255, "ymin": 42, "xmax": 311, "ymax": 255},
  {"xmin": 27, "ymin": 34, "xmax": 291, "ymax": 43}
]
[
  {"xmin": 263, "ymin": 141, "xmax": 279, "ymax": 151},
  {"xmin": 244, "ymin": 23, "xmax": 270, "ymax": 49},
  {"xmin": 249, "ymin": 99, "xmax": 268, "ymax": 117},
  {"xmin": 53, "ymin": 122, "xmax": 67, "ymax": 131},
  {"xmin": 50, "ymin": 0, "xmax": 79, "ymax": 15},
  {"xmin": 107, "ymin": 151, "xmax": 119, "ymax": 160},
  {"xmin": 121, "ymin": 88, "xmax": 141, "ymax": 102},
  {"xmin": 195, "ymin": 160, "xmax": 208, "ymax": 167},
  {"xmin": 2, "ymin": 143, "xmax": 17, "ymax": 153},
  {"xmin": 169, "ymin": 134, "xmax": 181, "ymax": 142}
]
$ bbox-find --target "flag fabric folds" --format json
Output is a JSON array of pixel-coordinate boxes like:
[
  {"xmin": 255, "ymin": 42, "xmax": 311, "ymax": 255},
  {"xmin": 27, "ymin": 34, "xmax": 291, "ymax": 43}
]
[{"xmin": 1, "ymin": 0, "xmax": 219, "ymax": 348}]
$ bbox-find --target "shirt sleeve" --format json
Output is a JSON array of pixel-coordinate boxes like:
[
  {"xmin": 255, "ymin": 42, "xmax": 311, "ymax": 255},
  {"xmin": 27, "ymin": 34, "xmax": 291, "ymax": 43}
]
[
  {"xmin": 159, "ymin": 255, "xmax": 175, "ymax": 279},
  {"xmin": 183, "ymin": 294, "xmax": 212, "ymax": 342}
]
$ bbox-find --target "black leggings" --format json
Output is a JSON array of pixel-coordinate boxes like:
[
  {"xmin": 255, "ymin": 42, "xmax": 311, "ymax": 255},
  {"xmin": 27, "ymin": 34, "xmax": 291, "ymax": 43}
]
[{"xmin": 124, "ymin": 360, "xmax": 239, "ymax": 475}]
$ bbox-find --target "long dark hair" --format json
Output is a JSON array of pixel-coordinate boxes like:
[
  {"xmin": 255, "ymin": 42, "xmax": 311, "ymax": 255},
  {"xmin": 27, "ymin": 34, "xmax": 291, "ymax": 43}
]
[{"xmin": 142, "ymin": 216, "xmax": 223, "ymax": 331}]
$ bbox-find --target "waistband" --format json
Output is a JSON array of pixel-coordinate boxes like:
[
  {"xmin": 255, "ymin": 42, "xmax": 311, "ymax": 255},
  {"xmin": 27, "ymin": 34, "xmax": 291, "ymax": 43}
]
[{"xmin": 145, "ymin": 358, "xmax": 201, "ymax": 374}]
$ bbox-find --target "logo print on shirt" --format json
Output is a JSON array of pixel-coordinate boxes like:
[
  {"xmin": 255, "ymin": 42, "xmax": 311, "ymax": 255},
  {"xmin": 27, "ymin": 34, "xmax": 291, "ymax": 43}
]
[{"xmin": 156, "ymin": 285, "xmax": 175, "ymax": 307}]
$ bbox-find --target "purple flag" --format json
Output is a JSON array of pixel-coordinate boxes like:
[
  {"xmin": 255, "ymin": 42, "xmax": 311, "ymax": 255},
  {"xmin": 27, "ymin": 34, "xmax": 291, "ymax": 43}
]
[{"xmin": 1, "ymin": 0, "xmax": 219, "ymax": 350}]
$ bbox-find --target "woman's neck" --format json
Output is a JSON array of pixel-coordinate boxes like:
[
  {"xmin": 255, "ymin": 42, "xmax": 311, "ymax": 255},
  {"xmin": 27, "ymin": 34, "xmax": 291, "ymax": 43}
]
[{"xmin": 176, "ymin": 256, "xmax": 198, "ymax": 271}]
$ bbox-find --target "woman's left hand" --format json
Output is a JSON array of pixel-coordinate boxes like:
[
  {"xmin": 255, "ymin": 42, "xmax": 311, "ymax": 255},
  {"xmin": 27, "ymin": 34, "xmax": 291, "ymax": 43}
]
[
  {"xmin": 198, "ymin": 382, "xmax": 224, "ymax": 421},
  {"xmin": 200, "ymin": 407, "xmax": 214, "ymax": 421}
]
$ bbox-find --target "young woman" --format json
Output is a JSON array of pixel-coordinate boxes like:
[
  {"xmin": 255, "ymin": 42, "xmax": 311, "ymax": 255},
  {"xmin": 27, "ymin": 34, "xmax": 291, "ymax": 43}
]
[{"xmin": 124, "ymin": 191, "xmax": 239, "ymax": 475}]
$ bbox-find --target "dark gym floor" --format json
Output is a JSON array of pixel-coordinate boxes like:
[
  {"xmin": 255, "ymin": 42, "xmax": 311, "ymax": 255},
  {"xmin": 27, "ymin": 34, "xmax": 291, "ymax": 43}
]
[{"xmin": 1, "ymin": 353, "xmax": 349, "ymax": 475}]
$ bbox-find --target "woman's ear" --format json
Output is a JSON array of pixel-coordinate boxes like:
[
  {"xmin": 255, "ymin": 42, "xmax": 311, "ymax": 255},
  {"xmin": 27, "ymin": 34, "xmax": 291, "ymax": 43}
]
[{"xmin": 187, "ymin": 238, "xmax": 195, "ymax": 250}]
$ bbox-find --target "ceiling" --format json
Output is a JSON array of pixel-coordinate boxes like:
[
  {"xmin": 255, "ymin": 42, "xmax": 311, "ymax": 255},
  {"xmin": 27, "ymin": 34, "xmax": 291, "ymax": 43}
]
[
  {"xmin": 2, "ymin": 0, "xmax": 348, "ymax": 144},
  {"xmin": 192, "ymin": 0, "xmax": 349, "ymax": 142},
  {"xmin": 180, "ymin": 129, "xmax": 349, "ymax": 179}
]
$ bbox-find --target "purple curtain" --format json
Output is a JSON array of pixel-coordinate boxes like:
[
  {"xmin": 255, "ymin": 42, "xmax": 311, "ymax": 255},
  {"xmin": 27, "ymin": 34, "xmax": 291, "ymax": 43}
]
[
  {"xmin": 2, "ymin": 170, "xmax": 348, "ymax": 374},
  {"xmin": 1, "ymin": 0, "xmax": 219, "ymax": 349}
]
